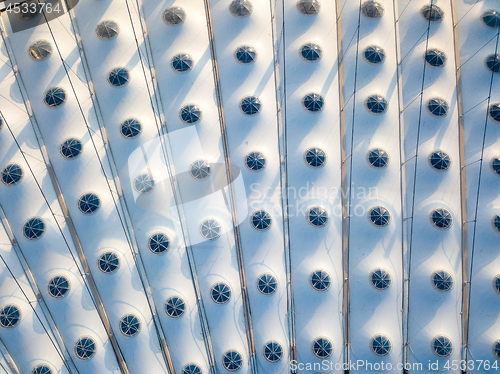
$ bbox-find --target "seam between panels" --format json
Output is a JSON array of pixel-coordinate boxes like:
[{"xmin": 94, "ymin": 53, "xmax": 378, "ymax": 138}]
[
  {"xmin": 38, "ymin": 3, "xmax": 161, "ymax": 373},
  {"xmin": 119, "ymin": 0, "xmax": 220, "ymax": 372},
  {"xmin": 335, "ymin": 0, "xmax": 349, "ymax": 368},
  {"xmin": 0, "ymin": 19, "xmax": 127, "ymax": 374},
  {"xmin": 449, "ymin": 0, "xmax": 469, "ymax": 366},
  {"xmin": 269, "ymin": 0, "xmax": 296, "ymax": 369},
  {"xmin": 131, "ymin": 0, "xmax": 220, "ymax": 371},
  {"xmin": 202, "ymin": 1, "xmax": 258, "ymax": 373},
  {"xmin": 392, "ymin": 1, "xmax": 410, "ymax": 371}
]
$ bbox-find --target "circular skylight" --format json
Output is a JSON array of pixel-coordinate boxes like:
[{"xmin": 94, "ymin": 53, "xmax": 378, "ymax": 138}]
[
  {"xmin": 1, "ymin": 164, "xmax": 23, "ymax": 186},
  {"xmin": 300, "ymin": 43, "xmax": 322, "ymax": 61},
  {"xmin": 44, "ymin": 87, "xmax": 66, "ymax": 108},
  {"xmin": 302, "ymin": 93, "xmax": 324, "ymax": 112},
  {"xmin": 230, "ymin": 0, "xmax": 252, "ymax": 17},
  {"xmin": 304, "ymin": 147, "xmax": 327, "ymax": 168},
  {"xmin": 482, "ymin": 10, "xmax": 500, "ymax": 29},
  {"xmin": 429, "ymin": 150, "xmax": 451, "ymax": 171},
  {"xmin": 370, "ymin": 334, "xmax": 391, "ymax": 356},
  {"xmin": 74, "ymin": 336, "xmax": 96, "ymax": 360},
  {"xmin": 491, "ymin": 157, "xmax": 500, "ymax": 176},
  {"xmin": 23, "ymin": 217, "xmax": 45, "ymax": 240},
  {"xmin": 432, "ymin": 270, "xmax": 454, "ymax": 292},
  {"xmin": 427, "ymin": 98, "xmax": 449, "ymax": 117},
  {"xmin": 180, "ymin": 104, "xmax": 202, "ymax": 124},
  {"xmin": 134, "ymin": 173, "xmax": 155, "ymax": 193},
  {"xmin": 235, "ymin": 45, "xmax": 257, "ymax": 64},
  {"xmin": 32, "ymin": 365, "xmax": 52, "ymax": 374},
  {"xmin": 432, "ymin": 335, "xmax": 453, "ymax": 357},
  {"xmin": 211, "ymin": 282, "xmax": 231, "ymax": 304},
  {"xmin": 363, "ymin": 45, "xmax": 386, "ymax": 64},
  {"xmin": 148, "ymin": 232, "xmax": 170, "ymax": 254},
  {"xmin": 367, "ymin": 148, "xmax": 389, "ymax": 168},
  {"xmin": 200, "ymin": 218, "xmax": 221, "ymax": 240},
  {"xmin": 257, "ymin": 274, "xmax": 278, "ymax": 295},
  {"xmin": 369, "ymin": 206, "xmax": 391, "ymax": 227},
  {"xmin": 309, "ymin": 269, "xmax": 331, "ymax": 291},
  {"xmin": 245, "ymin": 151, "xmax": 266, "ymax": 171},
  {"xmin": 307, "ymin": 206, "xmax": 329, "ymax": 228},
  {"xmin": 490, "ymin": 103, "xmax": 500, "ymax": 122},
  {"xmin": 486, "ymin": 54, "xmax": 500, "ymax": 73},
  {"xmin": 365, "ymin": 94, "xmax": 388, "ymax": 114},
  {"xmin": 163, "ymin": 7, "xmax": 186, "ymax": 25},
  {"xmin": 430, "ymin": 208, "xmax": 453, "ymax": 230},
  {"xmin": 263, "ymin": 341, "xmax": 283, "ymax": 363},
  {"xmin": 240, "ymin": 96, "xmax": 261, "ymax": 115},
  {"xmin": 493, "ymin": 341, "xmax": 500, "ymax": 359},
  {"xmin": 108, "ymin": 67, "xmax": 130, "ymax": 87},
  {"xmin": 60, "ymin": 138, "xmax": 83, "ymax": 159},
  {"xmin": 0, "ymin": 305, "xmax": 21, "ymax": 328},
  {"xmin": 171, "ymin": 54, "xmax": 194, "ymax": 73},
  {"xmin": 296, "ymin": 0, "xmax": 320, "ymax": 15},
  {"xmin": 98, "ymin": 252, "xmax": 120, "ymax": 274},
  {"xmin": 120, "ymin": 118, "xmax": 142, "ymax": 138},
  {"xmin": 251, "ymin": 210, "xmax": 272, "ymax": 231},
  {"xmin": 78, "ymin": 193, "xmax": 101, "ymax": 214},
  {"xmin": 222, "ymin": 350, "xmax": 243, "ymax": 371},
  {"xmin": 361, "ymin": 1, "xmax": 384, "ymax": 19},
  {"xmin": 421, "ymin": 4, "xmax": 444, "ymax": 22},
  {"xmin": 182, "ymin": 364, "xmax": 203, "ymax": 374},
  {"xmin": 493, "ymin": 214, "xmax": 500, "ymax": 233},
  {"xmin": 47, "ymin": 275, "xmax": 70, "ymax": 298},
  {"xmin": 95, "ymin": 20, "xmax": 119, "ymax": 40},
  {"xmin": 312, "ymin": 337, "xmax": 333, "ymax": 359},
  {"xmin": 190, "ymin": 160, "xmax": 211, "ymax": 180},
  {"xmin": 494, "ymin": 275, "xmax": 500, "ymax": 295},
  {"xmin": 119, "ymin": 314, "xmax": 141, "ymax": 337},
  {"xmin": 28, "ymin": 40, "xmax": 52, "ymax": 61},
  {"xmin": 165, "ymin": 296, "xmax": 185, "ymax": 318},
  {"xmin": 370, "ymin": 268, "xmax": 392, "ymax": 291},
  {"xmin": 425, "ymin": 49, "xmax": 447, "ymax": 68}
]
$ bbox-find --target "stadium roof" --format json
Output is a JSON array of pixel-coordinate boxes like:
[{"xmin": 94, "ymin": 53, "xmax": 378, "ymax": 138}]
[{"xmin": 0, "ymin": 0, "xmax": 499, "ymax": 373}]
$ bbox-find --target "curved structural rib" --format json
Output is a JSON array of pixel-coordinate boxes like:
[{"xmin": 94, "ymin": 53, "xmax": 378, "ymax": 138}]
[
  {"xmin": 449, "ymin": 0, "xmax": 469, "ymax": 364},
  {"xmin": 398, "ymin": 1, "xmax": 464, "ymax": 371},
  {"xmin": 342, "ymin": 0, "xmax": 404, "ymax": 368},
  {"xmin": 0, "ymin": 23, "xmax": 129, "ymax": 374},
  {"xmin": 270, "ymin": 0, "xmax": 297, "ymax": 368},
  {"xmin": 202, "ymin": 1, "xmax": 259, "ymax": 373}
]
